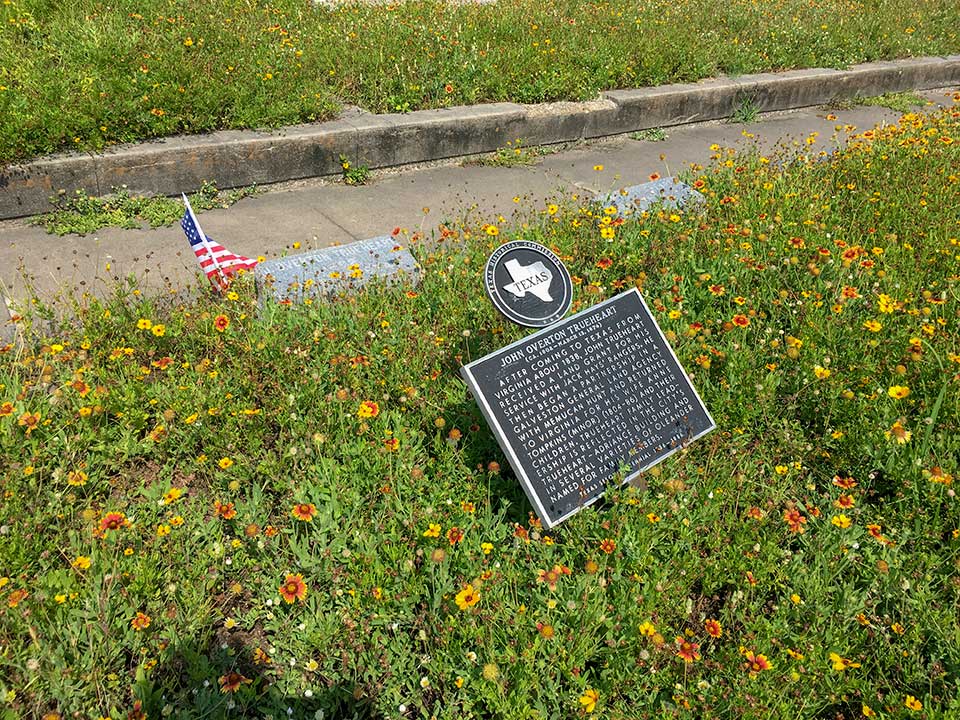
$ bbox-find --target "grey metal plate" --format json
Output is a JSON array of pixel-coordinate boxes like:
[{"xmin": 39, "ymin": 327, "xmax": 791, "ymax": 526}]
[{"xmin": 595, "ymin": 177, "xmax": 704, "ymax": 218}]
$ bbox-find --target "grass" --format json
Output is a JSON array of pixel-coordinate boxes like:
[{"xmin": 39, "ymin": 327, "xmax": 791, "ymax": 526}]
[
  {"xmin": 468, "ymin": 139, "xmax": 556, "ymax": 167},
  {"xmin": 1, "ymin": 105, "xmax": 960, "ymax": 719},
  {"xmin": 1, "ymin": 0, "xmax": 959, "ymax": 166},
  {"xmin": 630, "ymin": 128, "xmax": 668, "ymax": 142},
  {"xmin": 827, "ymin": 91, "xmax": 929, "ymax": 113},
  {"xmin": 729, "ymin": 94, "xmax": 760, "ymax": 124},
  {"xmin": 31, "ymin": 182, "xmax": 259, "ymax": 236}
]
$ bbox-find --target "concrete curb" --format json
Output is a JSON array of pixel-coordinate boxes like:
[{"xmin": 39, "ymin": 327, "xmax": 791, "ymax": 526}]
[{"xmin": 1, "ymin": 55, "xmax": 958, "ymax": 220}]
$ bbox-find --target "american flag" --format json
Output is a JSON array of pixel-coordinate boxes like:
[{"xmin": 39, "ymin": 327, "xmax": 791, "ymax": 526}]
[{"xmin": 181, "ymin": 194, "xmax": 258, "ymax": 291}]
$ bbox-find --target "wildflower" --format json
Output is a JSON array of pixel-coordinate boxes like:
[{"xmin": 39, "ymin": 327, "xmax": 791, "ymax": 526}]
[
  {"xmin": 357, "ymin": 401, "xmax": 380, "ymax": 419},
  {"xmin": 813, "ymin": 365, "xmax": 831, "ymax": 379},
  {"xmin": 215, "ymin": 501, "xmax": 237, "ymax": 520},
  {"xmin": 863, "ymin": 319, "xmax": 882, "ymax": 332},
  {"xmin": 137, "ymin": 319, "xmax": 152, "ymax": 330},
  {"xmin": 7, "ymin": 589, "xmax": 28, "ymax": 608},
  {"xmin": 831, "ymin": 514, "xmax": 852, "ymax": 529},
  {"xmin": 905, "ymin": 696, "xmax": 922, "ymax": 711},
  {"xmin": 484, "ymin": 224, "xmax": 499, "ymax": 236},
  {"xmin": 743, "ymin": 649, "xmax": 773, "ymax": 676},
  {"xmin": 579, "ymin": 688, "xmax": 599, "ymax": 713},
  {"xmin": 892, "ymin": 622, "xmax": 905, "ymax": 635},
  {"xmin": 638, "ymin": 621, "xmax": 656, "ymax": 637},
  {"xmin": 131, "ymin": 612, "xmax": 151, "ymax": 631},
  {"xmin": 461, "ymin": 501, "xmax": 475, "ymax": 513},
  {"xmin": 887, "ymin": 385, "xmax": 910, "ymax": 399},
  {"xmin": 72, "ymin": 556, "xmax": 91, "ymax": 570},
  {"xmin": 67, "ymin": 470, "xmax": 88, "ymax": 486},
  {"xmin": 218, "ymin": 457, "xmax": 234, "ymax": 469},
  {"xmin": 537, "ymin": 566, "xmax": 563, "ymax": 591},
  {"xmin": 704, "ymin": 619, "xmax": 722, "ymax": 638},
  {"xmin": 731, "ymin": 314, "xmax": 750, "ymax": 328},
  {"xmin": 885, "ymin": 420, "xmax": 912, "ymax": 444},
  {"xmin": 481, "ymin": 542, "xmax": 493, "ymax": 554},
  {"xmin": 423, "ymin": 523, "xmax": 441, "ymax": 538},
  {"xmin": 834, "ymin": 495, "xmax": 855, "ymax": 509},
  {"xmin": 676, "ymin": 637, "xmax": 701, "ymax": 663},
  {"xmin": 279, "ymin": 573, "xmax": 308, "ymax": 603},
  {"xmin": 877, "ymin": 294, "xmax": 897, "ymax": 313},
  {"xmin": 163, "ymin": 487, "xmax": 184, "ymax": 504},
  {"xmin": 98, "ymin": 511, "xmax": 129, "ymax": 535},
  {"xmin": 537, "ymin": 622, "xmax": 555, "ymax": 639},
  {"xmin": 18, "ymin": 411, "xmax": 41, "ymax": 434},
  {"xmin": 156, "ymin": 524, "xmax": 171, "ymax": 537},
  {"xmin": 600, "ymin": 226, "xmax": 616, "ymax": 240},
  {"xmin": 599, "ymin": 538, "xmax": 616, "ymax": 554},
  {"xmin": 455, "ymin": 584, "xmax": 480, "ymax": 610},
  {"xmin": 219, "ymin": 671, "xmax": 252, "ymax": 692},
  {"xmin": 593, "ymin": 164, "xmax": 604, "ymax": 171},
  {"xmin": 384, "ymin": 437, "xmax": 399, "ymax": 451},
  {"xmin": 829, "ymin": 652, "xmax": 861, "ymax": 671},
  {"xmin": 292, "ymin": 503, "xmax": 317, "ymax": 521},
  {"xmin": 214, "ymin": 314, "xmax": 230, "ymax": 332},
  {"xmin": 783, "ymin": 508, "xmax": 807, "ymax": 533},
  {"xmin": 547, "ymin": 203, "xmax": 559, "ymax": 215},
  {"xmin": 833, "ymin": 474, "xmax": 857, "ymax": 489},
  {"xmin": 0, "ymin": 401, "xmax": 14, "ymax": 416},
  {"xmin": 151, "ymin": 324, "xmax": 166, "ymax": 337},
  {"xmin": 862, "ymin": 704, "xmax": 877, "ymax": 718},
  {"xmin": 482, "ymin": 663, "xmax": 499, "ymax": 680}
]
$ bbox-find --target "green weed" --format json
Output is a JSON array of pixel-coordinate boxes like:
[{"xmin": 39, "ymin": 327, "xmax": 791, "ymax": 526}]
[{"xmin": 31, "ymin": 182, "xmax": 258, "ymax": 236}]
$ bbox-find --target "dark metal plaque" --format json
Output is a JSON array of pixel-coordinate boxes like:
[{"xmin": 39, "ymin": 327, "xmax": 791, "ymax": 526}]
[
  {"xmin": 484, "ymin": 241, "xmax": 573, "ymax": 328},
  {"xmin": 461, "ymin": 289, "xmax": 715, "ymax": 528}
]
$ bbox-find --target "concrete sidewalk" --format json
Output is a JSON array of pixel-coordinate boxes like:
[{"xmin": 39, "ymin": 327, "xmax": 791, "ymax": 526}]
[{"xmin": 1, "ymin": 88, "xmax": 957, "ymax": 341}]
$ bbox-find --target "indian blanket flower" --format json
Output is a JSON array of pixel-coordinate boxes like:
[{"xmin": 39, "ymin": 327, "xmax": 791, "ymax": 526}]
[
  {"xmin": 832, "ymin": 474, "xmax": 857, "ymax": 489},
  {"xmin": 783, "ymin": 507, "xmax": 807, "ymax": 533},
  {"xmin": 579, "ymin": 688, "xmax": 599, "ymax": 713},
  {"xmin": 7, "ymin": 589, "xmax": 28, "ymax": 608},
  {"xmin": 885, "ymin": 420, "xmax": 912, "ymax": 444},
  {"xmin": 676, "ymin": 637, "xmax": 700, "ymax": 663},
  {"xmin": 279, "ymin": 573, "xmax": 308, "ymax": 604},
  {"xmin": 214, "ymin": 314, "xmax": 230, "ymax": 332},
  {"xmin": 357, "ymin": 400, "xmax": 380, "ymax": 419},
  {"xmin": 731, "ymin": 314, "xmax": 750, "ymax": 328},
  {"xmin": 214, "ymin": 500, "xmax": 237, "ymax": 519},
  {"xmin": 292, "ymin": 503, "xmax": 317, "ymax": 521},
  {"xmin": 704, "ymin": 619, "xmax": 722, "ymax": 638},
  {"xmin": 219, "ymin": 671, "xmax": 252, "ymax": 693},
  {"xmin": 98, "ymin": 511, "xmax": 129, "ymax": 536},
  {"xmin": 131, "ymin": 612, "xmax": 151, "ymax": 631},
  {"xmin": 446, "ymin": 526, "xmax": 464, "ymax": 545},
  {"xmin": 67, "ymin": 470, "xmax": 88, "ymax": 486},
  {"xmin": 18, "ymin": 411, "xmax": 41, "ymax": 434},
  {"xmin": 536, "ymin": 565, "xmax": 570, "ymax": 591},
  {"xmin": 742, "ymin": 649, "xmax": 773, "ymax": 676},
  {"xmin": 599, "ymin": 538, "xmax": 616, "ymax": 554},
  {"xmin": 455, "ymin": 584, "xmax": 480, "ymax": 610}
]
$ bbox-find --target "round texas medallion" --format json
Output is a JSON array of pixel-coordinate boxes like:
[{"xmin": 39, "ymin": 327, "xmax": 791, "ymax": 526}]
[{"xmin": 484, "ymin": 241, "xmax": 573, "ymax": 327}]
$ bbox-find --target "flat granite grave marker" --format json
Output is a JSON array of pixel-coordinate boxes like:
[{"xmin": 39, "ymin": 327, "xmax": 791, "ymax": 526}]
[
  {"xmin": 255, "ymin": 235, "xmax": 420, "ymax": 304},
  {"xmin": 461, "ymin": 288, "xmax": 715, "ymax": 528},
  {"xmin": 595, "ymin": 177, "xmax": 704, "ymax": 219}
]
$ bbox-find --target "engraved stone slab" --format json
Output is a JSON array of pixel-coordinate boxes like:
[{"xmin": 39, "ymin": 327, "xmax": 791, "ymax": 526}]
[
  {"xmin": 595, "ymin": 177, "xmax": 704, "ymax": 218},
  {"xmin": 255, "ymin": 235, "xmax": 419, "ymax": 303},
  {"xmin": 461, "ymin": 289, "xmax": 715, "ymax": 528}
]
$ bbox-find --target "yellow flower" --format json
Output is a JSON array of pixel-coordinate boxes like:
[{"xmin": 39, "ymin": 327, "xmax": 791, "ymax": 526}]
[
  {"xmin": 163, "ymin": 487, "xmax": 184, "ymax": 504},
  {"xmin": 829, "ymin": 652, "xmax": 861, "ymax": 671},
  {"xmin": 638, "ymin": 621, "xmax": 656, "ymax": 637},
  {"xmin": 813, "ymin": 365, "xmax": 831, "ymax": 379},
  {"xmin": 885, "ymin": 420, "xmax": 912, "ymax": 444},
  {"xmin": 831, "ymin": 514, "xmax": 852, "ymax": 529},
  {"xmin": 593, "ymin": 164, "xmax": 604, "ymax": 171},
  {"xmin": 905, "ymin": 696, "xmax": 922, "ymax": 711},
  {"xmin": 481, "ymin": 542, "xmax": 494, "ymax": 555},
  {"xmin": 218, "ymin": 457, "xmax": 234, "ymax": 469},
  {"xmin": 72, "ymin": 556, "xmax": 91, "ymax": 570},
  {"xmin": 887, "ymin": 385, "xmax": 910, "ymax": 399},
  {"xmin": 151, "ymin": 324, "xmax": 166, "ymax": 337},
  {"xmin": 600, "ymin": 226, "xmax": 616, "ymax": 240},
  {"xmin": 863, "ymin": 320, "xmax": 882, "ymax": 332},
  {"xmin": 137, "ymin": 318, "xmax": 152, "ymax": 330},
  {"xmin": 579, "ymin": 688, "xmax": 600, "ymax": 713},
  {"xmin": 454, "ymin": 584, "xmax": 480, "ymax": 610},
  {"xmin": 862, "ymin": 704, "xmax": 876, "ymax": 718},
  {"xmin": 423, "ymin": 523, "xmax": 441, "ymax": 538},
  {"xmin": 156, "ymin": 524, "xmax": 171, "ymax": 537}
]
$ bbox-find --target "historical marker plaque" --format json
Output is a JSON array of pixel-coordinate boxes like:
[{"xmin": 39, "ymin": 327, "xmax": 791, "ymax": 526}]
[{"xmin": 461, "ymin": 288, "xmax": 715, "ymax": 528}]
